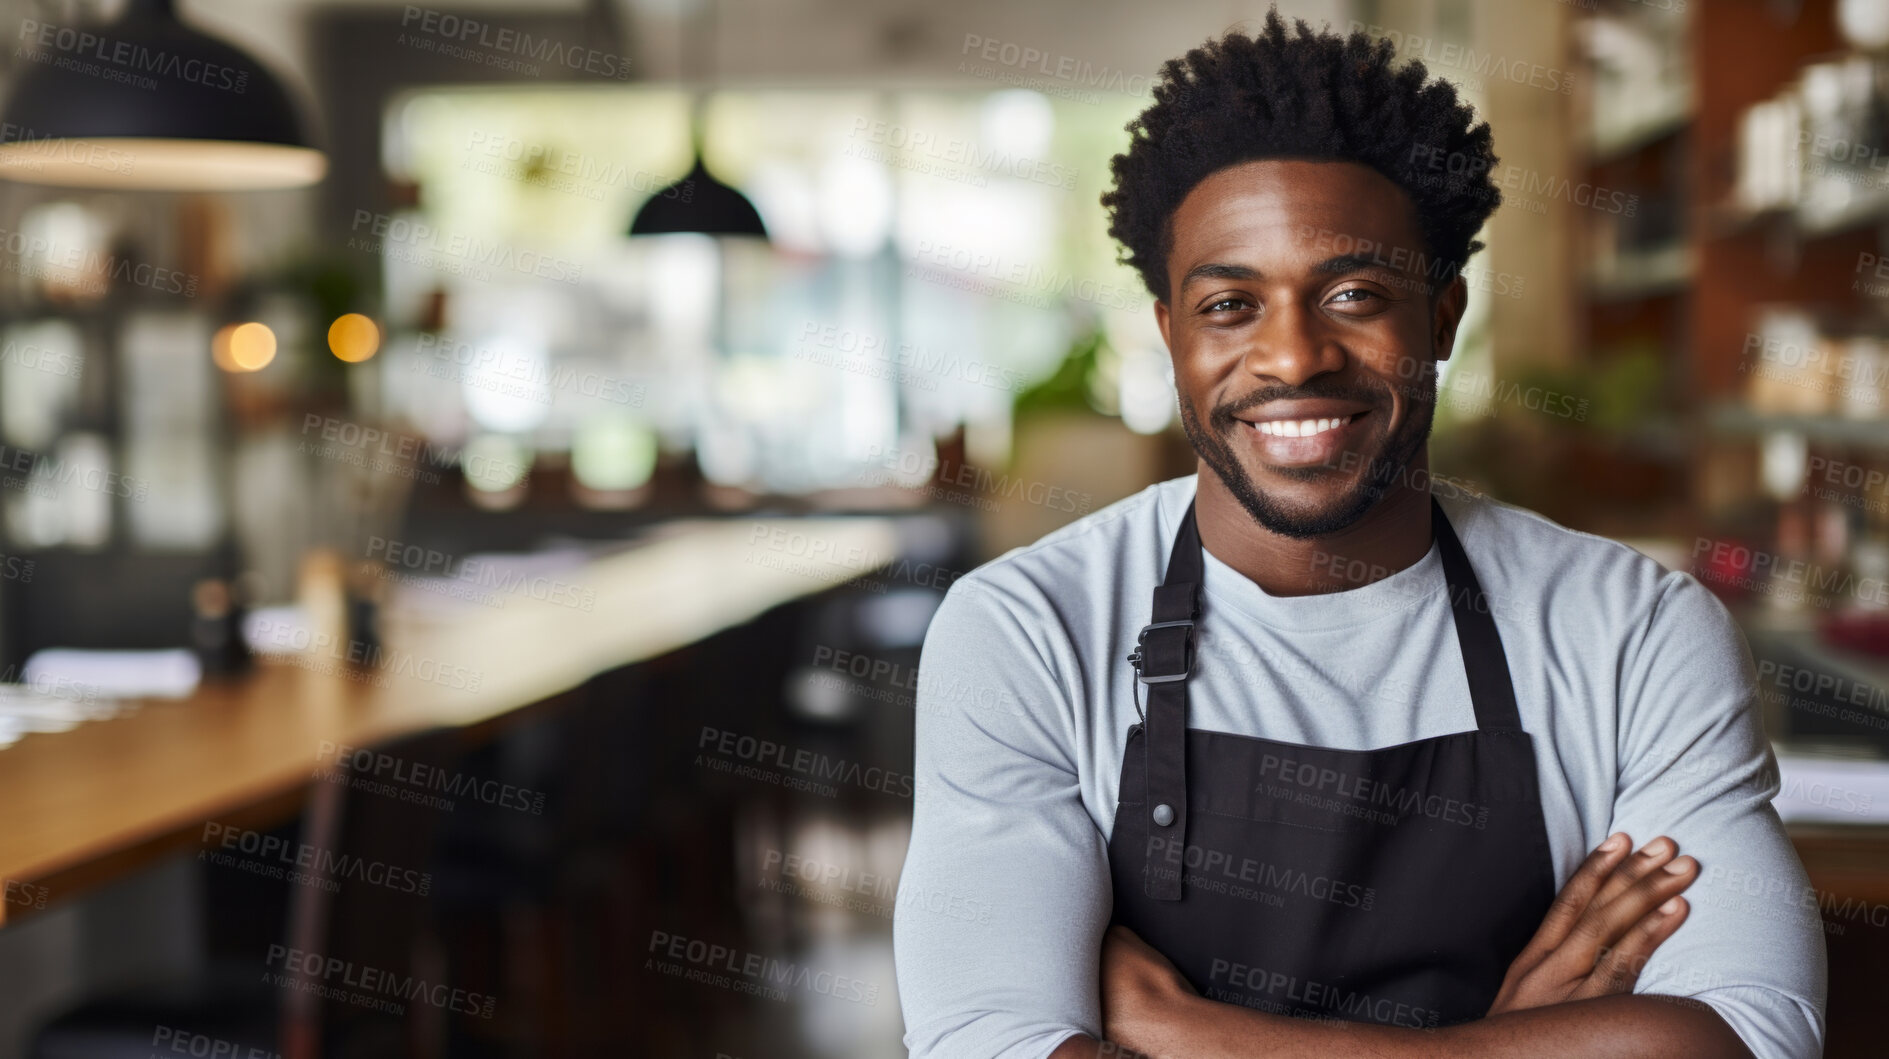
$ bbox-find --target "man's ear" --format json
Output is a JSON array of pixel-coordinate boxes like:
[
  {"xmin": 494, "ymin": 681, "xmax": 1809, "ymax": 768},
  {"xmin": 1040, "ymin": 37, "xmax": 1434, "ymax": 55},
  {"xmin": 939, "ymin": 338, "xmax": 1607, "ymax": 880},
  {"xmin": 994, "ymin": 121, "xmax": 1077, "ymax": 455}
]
[
  {"xmin": 1154, "ymin": 299, "xmax": 1172, "ymax": 353},
  {"xmin": 1432, "ymin": 275, "xmax": 1468, "ymax": 364}
]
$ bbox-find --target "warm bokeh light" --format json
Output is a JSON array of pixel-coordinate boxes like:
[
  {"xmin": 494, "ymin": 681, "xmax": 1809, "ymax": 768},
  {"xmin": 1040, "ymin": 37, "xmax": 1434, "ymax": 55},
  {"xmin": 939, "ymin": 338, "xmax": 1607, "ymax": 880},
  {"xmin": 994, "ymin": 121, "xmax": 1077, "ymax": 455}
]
[
  {"xmin": 0, "ymin": 140, "xmax": 326, "ymax": 191},
  {"xmin": 210, "ymin": 323, "xmax": 241, "ymax": 373},
  {"xmin": 327, "ymin": 313, "xmax": 381, "ymax": 363},
  {"xmin": 227, "ymin": 322, "xmax": 276, "ymax": 372}
]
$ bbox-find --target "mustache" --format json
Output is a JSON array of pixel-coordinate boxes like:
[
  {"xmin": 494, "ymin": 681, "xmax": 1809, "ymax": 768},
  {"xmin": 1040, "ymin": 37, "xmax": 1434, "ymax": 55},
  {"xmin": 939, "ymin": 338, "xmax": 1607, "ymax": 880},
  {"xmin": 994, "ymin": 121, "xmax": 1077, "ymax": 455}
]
[{"xmin": 1208, "ymin": 381, "xmax": 1392, "ymax": 427}]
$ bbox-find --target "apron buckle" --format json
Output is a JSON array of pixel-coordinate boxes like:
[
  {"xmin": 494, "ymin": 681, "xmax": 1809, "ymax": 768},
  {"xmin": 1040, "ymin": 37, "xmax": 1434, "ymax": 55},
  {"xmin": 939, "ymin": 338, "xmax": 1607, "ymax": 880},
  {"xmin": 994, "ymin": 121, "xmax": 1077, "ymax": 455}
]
[{"xmin": 1130, "ymin": 619, "xmax": 1195, "ymax": 684}]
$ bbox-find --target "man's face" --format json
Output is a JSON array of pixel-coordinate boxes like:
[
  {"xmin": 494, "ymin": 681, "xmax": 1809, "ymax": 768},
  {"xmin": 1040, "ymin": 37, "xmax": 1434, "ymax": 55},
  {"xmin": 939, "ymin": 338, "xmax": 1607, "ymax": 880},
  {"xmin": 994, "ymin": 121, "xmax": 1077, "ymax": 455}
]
[{"xmin": 1155, "ymin": 160, "xmax": 1467, "ymax": 539}]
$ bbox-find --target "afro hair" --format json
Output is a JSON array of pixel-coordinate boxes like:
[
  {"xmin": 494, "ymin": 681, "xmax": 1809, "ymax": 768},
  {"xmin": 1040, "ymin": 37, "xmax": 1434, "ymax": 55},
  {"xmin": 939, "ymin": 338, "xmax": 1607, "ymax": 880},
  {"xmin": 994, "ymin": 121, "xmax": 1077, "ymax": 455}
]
[{"xmin": 1101, "ymin": 10, "xmax": 1502, "ymax": 303}]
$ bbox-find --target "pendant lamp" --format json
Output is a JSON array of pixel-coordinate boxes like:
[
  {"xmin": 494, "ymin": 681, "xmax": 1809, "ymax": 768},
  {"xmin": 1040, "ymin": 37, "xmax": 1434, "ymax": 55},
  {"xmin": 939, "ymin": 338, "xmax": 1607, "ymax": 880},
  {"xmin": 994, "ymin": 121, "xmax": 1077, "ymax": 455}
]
[
  {"xmin": 625, "ymin": 0, "xmax": 765, "ymax": 240},
  {"xmin": 627, "ymin": 129, "xmax": 767, "ymax": 239},
  {"xmin": 0, "ymin": 0, "xmax": 325, "ymax": 190}
]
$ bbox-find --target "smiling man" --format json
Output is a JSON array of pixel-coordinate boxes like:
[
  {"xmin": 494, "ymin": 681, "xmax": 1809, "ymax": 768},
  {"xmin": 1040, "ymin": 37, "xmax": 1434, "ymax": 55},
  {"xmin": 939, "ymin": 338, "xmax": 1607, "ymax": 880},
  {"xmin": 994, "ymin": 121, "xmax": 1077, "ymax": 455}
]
[{"xmin": 892, "ymin": 13, "xmax": 1824, "ymax": 1059}]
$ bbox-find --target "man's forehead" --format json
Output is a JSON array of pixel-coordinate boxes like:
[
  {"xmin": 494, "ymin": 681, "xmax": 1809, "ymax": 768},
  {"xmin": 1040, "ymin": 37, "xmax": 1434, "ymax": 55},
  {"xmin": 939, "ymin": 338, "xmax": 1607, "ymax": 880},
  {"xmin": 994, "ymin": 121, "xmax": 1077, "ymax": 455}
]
[{"xmin": 1168, "ymin": 159, "xmax": 1424, "ymax": 264}]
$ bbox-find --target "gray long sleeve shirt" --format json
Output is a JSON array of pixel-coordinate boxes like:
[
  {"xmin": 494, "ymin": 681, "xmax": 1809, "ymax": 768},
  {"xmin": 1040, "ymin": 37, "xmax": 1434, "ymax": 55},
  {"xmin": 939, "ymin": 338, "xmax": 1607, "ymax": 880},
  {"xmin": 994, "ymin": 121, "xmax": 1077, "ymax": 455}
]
[{"xmin": 892, "ymin": 474, "xmax": 1826, "ymax": 1058}]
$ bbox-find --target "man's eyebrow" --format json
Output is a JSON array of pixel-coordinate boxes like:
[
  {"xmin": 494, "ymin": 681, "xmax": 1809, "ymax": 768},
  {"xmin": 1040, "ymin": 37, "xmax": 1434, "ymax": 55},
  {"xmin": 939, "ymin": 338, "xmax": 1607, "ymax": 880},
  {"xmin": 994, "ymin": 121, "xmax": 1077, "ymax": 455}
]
[{"xmin": 1179, "ymin": 262, "xmax": 1261, "ymax": 289}]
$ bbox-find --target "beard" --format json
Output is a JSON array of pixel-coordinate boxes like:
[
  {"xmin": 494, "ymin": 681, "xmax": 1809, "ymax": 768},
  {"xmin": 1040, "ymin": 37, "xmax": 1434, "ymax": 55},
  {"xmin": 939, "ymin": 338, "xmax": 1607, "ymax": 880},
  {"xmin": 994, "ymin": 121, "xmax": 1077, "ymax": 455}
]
[{"xmin": 1177, "ymin": 375, "xmax": 1436, "ymax": 540}]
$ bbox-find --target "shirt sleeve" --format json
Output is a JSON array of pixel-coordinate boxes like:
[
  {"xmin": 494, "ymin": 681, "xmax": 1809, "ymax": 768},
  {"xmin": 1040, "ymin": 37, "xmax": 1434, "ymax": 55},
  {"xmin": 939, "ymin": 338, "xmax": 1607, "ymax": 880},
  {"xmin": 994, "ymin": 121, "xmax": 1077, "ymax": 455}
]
[
  {"xmin": 1610, "ymin": 571, "xmax": 1827, "ymax": 1059},
  {"xmin": 894, "ymin": 573, "xmax": 1111, "ymax": 1059}
]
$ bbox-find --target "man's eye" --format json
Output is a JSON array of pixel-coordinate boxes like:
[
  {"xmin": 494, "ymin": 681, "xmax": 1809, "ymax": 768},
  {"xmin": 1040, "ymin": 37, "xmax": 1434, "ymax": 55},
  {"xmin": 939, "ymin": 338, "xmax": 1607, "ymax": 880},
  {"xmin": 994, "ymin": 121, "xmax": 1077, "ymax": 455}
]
[
  {"xmin": 1330, "ymin": 288, "xmax": 1377, "ymax": 304},
  {"xmin": 1206, "ymin": 297, "xmax": 1250, "ymax": 313}
]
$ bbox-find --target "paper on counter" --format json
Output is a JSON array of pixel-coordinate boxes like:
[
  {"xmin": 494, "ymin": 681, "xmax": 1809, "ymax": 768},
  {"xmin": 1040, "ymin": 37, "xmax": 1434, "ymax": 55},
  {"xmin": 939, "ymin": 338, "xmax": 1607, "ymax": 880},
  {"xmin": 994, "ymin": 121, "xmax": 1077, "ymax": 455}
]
[
  {"xmin": 1773, "ymin": 750, "xmax": 1889, "ymax": 824},
  {"xmin": 21, "ymin": 648, "xmax": 200, "ymax": 700}
]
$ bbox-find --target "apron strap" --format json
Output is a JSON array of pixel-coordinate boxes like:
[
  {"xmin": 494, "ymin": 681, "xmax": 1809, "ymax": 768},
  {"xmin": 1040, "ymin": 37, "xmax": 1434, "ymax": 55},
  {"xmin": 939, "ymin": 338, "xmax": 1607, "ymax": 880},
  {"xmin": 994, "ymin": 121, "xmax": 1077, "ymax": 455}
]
[
  {"xmin": 1129, "ymin": 501, "xmax": 1203, "ymax": 901},
  {"xmin": 1128, "ymin": 492, "xmax": 1523, "ymax": 901},
  {"xmin": 1428, "ymin": 496, "xmax": 1523, "ymax": 732}
]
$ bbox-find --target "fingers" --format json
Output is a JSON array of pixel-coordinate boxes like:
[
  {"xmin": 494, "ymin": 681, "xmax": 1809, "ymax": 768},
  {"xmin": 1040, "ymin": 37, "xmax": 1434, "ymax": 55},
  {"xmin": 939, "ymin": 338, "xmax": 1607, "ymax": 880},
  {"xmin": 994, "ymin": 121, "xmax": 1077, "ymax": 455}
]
[
  {"xmin": 1509, "ymin": 832, "xmax": 1632, "ymax": 969},
  {"xmin": 1592, "ymin": 836, "xmax": 1679, "ymax": 908},
  {"xmin": 1572, "ymin": 895, "xmax": 1692, "ymax": 1000},
  {"xmin": 1568, "ymin": 849, "xmax": 1700, "ymax": 965}
]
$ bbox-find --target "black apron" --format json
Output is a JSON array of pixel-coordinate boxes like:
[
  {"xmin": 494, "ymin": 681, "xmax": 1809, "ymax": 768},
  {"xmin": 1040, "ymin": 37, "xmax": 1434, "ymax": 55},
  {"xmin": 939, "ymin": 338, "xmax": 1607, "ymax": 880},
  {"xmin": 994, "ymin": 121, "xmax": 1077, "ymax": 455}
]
[{"xmin": 1106, "ymin": 496, "xmax": 1556, "ymax": 1029}]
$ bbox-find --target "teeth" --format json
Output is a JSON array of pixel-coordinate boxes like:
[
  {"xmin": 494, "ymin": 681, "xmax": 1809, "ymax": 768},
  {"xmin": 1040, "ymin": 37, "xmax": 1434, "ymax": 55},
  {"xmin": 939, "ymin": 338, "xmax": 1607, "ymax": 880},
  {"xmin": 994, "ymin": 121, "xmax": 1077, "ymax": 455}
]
[{"xmin": 1254, "ymin": 416, "xmax": 1350, "ymax": 437}]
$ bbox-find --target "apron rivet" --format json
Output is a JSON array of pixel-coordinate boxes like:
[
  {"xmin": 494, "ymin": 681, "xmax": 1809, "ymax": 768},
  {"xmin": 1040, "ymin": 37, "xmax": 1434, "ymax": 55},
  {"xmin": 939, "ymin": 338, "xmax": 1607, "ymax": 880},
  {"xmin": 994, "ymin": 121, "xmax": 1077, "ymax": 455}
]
[{"xmin": 1151, "ymin": 803, "xmax": 1175, "ymax": 826}]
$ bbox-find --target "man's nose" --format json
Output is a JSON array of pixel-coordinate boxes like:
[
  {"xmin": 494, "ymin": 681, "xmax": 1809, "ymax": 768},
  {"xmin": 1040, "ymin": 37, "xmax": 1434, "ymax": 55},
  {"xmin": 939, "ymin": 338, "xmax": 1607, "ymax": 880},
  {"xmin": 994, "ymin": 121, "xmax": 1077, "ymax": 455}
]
[{"xmin": 1239, "ymin": 300, "xmax": 1344, "ymax": 386}]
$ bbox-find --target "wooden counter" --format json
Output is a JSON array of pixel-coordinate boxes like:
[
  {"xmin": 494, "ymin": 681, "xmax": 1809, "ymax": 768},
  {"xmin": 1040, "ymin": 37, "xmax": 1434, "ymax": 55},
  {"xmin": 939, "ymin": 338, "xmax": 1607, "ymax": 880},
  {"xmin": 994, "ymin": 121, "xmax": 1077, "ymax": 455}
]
[{"xmin": 0, "ymin": 516, "xmax": 902, "ymax": 925}]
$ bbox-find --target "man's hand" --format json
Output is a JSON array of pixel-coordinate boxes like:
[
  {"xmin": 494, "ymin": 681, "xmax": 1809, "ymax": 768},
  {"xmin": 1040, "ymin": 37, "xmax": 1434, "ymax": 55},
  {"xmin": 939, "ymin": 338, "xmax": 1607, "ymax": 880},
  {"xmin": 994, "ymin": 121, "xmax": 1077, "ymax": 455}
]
[
  {"xmin": 1100, "ymin": 923, "xmax": 1198, "ymax": 1055},
  {"xmin": 1067, "ymin": 832, "xmax": 1730, "ymax": 1059},
  {"xmin": 1487, "ymin": 832, "xmax": 1698, "ymax": 1016}
]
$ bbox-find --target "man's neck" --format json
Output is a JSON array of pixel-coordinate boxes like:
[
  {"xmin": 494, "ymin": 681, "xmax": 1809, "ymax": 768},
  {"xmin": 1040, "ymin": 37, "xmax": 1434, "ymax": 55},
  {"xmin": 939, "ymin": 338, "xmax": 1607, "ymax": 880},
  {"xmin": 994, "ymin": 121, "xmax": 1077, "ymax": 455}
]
[{"xmin": 1194, "ymin": 459, "xmax": 1436, "ymax": 598}]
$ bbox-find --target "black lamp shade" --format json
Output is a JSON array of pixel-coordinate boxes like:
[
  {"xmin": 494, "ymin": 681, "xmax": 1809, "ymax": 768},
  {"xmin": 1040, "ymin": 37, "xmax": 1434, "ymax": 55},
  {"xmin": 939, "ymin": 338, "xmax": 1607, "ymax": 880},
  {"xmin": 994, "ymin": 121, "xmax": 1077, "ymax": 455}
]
[
  {"xmin": 628, "ymin": 157, "xmax": 768, "ymax": 239},
  {"xmin": 0, "ymin": 0, "xmax": 325, "ymax": 189}
]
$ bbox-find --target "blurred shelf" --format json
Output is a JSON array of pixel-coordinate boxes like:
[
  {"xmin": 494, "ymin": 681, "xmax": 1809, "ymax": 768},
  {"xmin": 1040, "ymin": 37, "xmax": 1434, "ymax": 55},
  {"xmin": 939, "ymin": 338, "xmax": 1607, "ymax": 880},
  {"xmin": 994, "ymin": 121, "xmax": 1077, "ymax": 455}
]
[
  {"xmin": 1707, "ymin": 403, "xmax": 1889, "ymax": 448},
  {"xmin": 1587, "ymin": 86, "xmax": 1692, "ymax": 164},
  {"xmin": 1746, "ymin": 618, "xmax": 1889, "ymax": 699},
  {"xmin": 1584, "ymin": 241, "xmax": 1693, "ymax": 301},
  {"xmin": 1714, "ymin": 185, "xmax": 1889, "ymax": 241},
  {"xmin": 1799, "ymin": 186, "xmax": 1889, "ymax": 238}
]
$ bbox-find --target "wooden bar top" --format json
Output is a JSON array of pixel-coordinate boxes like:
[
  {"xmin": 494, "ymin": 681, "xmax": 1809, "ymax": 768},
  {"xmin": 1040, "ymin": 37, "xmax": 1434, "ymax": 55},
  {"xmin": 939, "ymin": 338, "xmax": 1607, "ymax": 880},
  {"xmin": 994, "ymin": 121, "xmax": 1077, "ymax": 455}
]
[{"xmin": 0, "ymin": 516, "xmax": 902, "ymax": 924}]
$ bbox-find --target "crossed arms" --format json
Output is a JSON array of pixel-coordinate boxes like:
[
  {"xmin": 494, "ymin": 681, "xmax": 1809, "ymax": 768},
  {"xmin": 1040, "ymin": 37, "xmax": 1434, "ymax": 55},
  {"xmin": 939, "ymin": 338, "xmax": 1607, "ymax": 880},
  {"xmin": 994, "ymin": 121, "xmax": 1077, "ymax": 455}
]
[{"xmin": 1049, "ymin": 834, "xmax": 1754, "ymax": 1059}]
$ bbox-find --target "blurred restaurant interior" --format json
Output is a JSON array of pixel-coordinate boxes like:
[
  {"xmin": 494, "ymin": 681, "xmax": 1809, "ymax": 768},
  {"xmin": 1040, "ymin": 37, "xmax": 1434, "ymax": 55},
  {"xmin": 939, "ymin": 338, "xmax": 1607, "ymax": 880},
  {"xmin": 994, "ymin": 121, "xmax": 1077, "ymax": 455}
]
[{"xmin": 0, "ymin": 0, "xmax": 1887, "ymax": 1055}]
